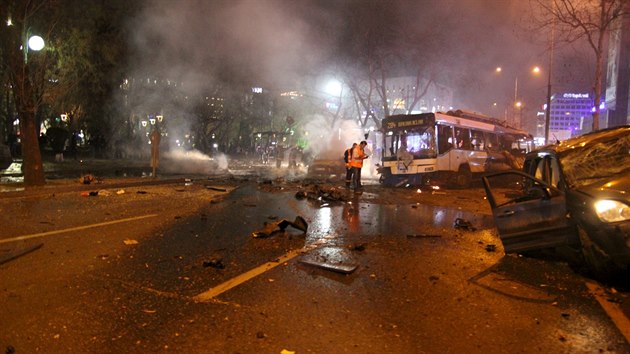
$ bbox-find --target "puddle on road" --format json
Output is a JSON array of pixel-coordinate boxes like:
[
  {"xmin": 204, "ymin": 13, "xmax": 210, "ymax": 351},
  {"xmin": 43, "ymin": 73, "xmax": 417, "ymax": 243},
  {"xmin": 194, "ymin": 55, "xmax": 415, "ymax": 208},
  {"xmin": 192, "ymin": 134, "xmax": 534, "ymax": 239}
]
[{"xmin": 307, "ymin": 201, "xmax": 494, "ymax": 241}]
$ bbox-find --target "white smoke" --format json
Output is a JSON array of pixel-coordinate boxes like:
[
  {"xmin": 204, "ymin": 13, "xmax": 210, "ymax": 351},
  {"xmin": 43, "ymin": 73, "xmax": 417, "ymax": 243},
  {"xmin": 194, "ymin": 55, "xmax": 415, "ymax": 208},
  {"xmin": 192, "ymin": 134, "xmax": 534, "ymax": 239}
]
[{"xmin": 162, "ymin": 149, "xmax": 229, "ymax": 175}]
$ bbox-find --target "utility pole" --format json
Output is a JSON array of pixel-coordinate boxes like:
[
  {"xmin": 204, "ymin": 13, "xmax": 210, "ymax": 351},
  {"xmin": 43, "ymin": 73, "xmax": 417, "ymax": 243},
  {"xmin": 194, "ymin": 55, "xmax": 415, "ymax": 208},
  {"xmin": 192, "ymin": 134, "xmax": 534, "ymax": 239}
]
[{"xmin": 544, "ymin": 11, "xmax": 555, "ymax": 145}]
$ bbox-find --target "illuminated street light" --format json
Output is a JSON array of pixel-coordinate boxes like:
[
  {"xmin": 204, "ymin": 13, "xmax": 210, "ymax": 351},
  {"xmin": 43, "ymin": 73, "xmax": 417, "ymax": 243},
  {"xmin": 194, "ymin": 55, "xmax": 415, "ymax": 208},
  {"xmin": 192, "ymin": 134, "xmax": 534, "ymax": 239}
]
[
  {"xmin": 495, "ymin": 66, "xmax": 542, "ymax": 129},
  {"xmin": 23, "ymin": 32, "xmax": 45, "ymax": 63},
  {"xmin": 325, "ymin": 79, "xmax": 342, "ymax": 96},
  {"xmin": 28, "ymin": 35, "xmax": 44, "ymax": 51}
]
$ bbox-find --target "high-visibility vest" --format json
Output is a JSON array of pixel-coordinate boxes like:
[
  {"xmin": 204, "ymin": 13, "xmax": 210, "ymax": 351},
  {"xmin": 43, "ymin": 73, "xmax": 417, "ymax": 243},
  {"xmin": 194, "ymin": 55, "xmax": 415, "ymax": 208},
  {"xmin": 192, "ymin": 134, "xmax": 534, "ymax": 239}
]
[
  {"xmin": 350, "ymin": 145, "xmax": 365, "ymax": 168},
  {"xmin": 344, "ymin": 148, "xmax": 353, "ymax": 168}
]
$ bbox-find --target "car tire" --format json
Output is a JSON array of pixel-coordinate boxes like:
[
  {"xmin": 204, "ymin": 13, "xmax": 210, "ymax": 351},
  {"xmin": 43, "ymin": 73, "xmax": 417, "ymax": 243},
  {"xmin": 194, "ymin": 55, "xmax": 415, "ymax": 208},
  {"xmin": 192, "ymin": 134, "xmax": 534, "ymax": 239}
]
[{"xmin": 578, "ymin": 225, "xmax": 619, "ymax": 280}]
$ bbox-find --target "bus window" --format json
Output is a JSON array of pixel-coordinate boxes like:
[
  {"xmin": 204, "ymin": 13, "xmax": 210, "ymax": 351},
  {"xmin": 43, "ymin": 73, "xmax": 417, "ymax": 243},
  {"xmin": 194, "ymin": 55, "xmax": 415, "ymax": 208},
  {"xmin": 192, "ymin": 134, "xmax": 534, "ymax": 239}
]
[
  {"xmin": 470, "ymin": 130, "xmax": 485, "ymax": 150},
  {"xmin": 437, "ymin": 124, "xmax": 453, "ymax": 154},
  {"xmin": 484, "ymin": 132, "xmax": 499, "ymax": 151},
  {"xmin": 454, "ymin": 127, "xmax": 471, "ymax": 150}
]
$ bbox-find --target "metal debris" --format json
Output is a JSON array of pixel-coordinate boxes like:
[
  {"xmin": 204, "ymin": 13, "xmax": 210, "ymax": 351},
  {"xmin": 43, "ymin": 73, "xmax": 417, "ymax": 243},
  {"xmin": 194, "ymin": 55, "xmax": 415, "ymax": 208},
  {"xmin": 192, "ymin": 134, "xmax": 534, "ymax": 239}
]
[
  {"xmin": 298, "ymin": 258, "xmax": 358, "ymax": 274},
  {"xmin": 453, "ymin": 218, "xmax": 476, "ymax": 231},
  {"xmin": 295, "ymin": 184, "xmax": 350, "ymax": 203},
  {"xmin": 0, "ymin": 243, "xmax": 43, "ymax": 265},
  {"xmin": 203, "ymin": 258, "xmax": 225, "ymax": 269},
  {"xmin": 252, "ymin": 216, "xmax": 308, "ymax": 238},
  {"xmin": 206, "ymin": 186, "xmax": 227, "ymax": 192}
]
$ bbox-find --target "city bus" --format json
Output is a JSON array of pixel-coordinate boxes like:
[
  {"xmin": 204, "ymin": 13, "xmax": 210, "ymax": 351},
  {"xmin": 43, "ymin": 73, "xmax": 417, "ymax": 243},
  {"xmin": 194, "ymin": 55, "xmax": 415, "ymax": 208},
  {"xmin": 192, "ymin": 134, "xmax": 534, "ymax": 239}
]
[{"xmin": 377, "ymin": 110, "xmax": 534, "ymax": 187}]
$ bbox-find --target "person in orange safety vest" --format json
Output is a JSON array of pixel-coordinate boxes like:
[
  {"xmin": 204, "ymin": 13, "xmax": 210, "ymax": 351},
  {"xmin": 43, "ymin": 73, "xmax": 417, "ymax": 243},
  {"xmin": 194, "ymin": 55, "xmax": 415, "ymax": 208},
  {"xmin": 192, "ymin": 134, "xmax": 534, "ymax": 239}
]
[
  {"xmin": 344, "ymin": 143, "xmax": 357, "ymax": 188},
  {"xmin": 350, "ymin": 141, "xmax": 368, "ymax": 189}
]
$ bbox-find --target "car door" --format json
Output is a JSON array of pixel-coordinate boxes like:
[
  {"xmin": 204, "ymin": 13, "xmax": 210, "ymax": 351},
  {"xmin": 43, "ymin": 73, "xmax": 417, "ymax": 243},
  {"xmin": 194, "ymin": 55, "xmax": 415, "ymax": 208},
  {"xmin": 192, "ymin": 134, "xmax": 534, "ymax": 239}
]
[{"xmin": 482, "ymin": 170, "xmax": 575, "ymax": 252}]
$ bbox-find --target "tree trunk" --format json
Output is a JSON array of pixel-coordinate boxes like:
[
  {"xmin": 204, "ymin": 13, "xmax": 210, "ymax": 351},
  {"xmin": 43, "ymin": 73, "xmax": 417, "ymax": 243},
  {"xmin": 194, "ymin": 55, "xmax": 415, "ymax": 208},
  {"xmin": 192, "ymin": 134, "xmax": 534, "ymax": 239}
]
[
  {"xmin": 14, "ymin": 64, "xmax": 45, "ymax": 186},
  {"xmin": 592, "ymin": 0, "xmax": 606, "ymax": 132},
  {"xmin": 19, "ymin": 109, "xmax": 45, "ymax": 186}
]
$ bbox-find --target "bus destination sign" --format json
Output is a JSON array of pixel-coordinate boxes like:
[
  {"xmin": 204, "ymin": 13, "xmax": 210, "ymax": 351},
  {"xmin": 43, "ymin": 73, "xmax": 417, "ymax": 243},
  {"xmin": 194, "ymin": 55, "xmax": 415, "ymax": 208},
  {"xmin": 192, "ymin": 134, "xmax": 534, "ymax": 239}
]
[{"xmin": 385, "ymin": 117, "xmax": 427, "ymax": 129}]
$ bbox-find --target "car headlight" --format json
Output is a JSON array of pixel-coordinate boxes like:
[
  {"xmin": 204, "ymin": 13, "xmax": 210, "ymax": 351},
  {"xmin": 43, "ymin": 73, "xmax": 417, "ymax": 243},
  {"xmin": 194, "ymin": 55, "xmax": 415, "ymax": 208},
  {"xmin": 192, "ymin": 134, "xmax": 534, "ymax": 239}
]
[{"xmin": 594, "ymin": 200, "xmax": 630, "ymax": 223}]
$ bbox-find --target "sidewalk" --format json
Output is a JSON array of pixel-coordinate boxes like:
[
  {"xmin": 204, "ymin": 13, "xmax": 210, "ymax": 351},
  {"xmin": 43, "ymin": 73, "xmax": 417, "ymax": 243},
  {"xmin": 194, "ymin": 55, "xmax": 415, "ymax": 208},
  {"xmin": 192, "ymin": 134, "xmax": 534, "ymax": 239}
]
[{"xmin": 0, "ymin": 158, "xmax": 185, "ymax": 196}]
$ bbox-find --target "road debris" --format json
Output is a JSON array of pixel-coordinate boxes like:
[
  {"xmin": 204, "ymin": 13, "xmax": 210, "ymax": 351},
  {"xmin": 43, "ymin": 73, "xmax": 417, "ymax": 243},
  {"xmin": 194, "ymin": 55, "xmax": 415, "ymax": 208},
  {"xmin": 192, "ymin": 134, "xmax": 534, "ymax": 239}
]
[
  {"xmin": 299, "ymin": 246, "xmax": 358, "ymax": 274},
  {"xmin": 0, "ymin": 243, "xmax": 43, "ymax": 265},
  {"xmin": 252, "ymin": 216, "xmax": 308, "ymax": 238},
  {"xmin": 206, "ymin": 186, "xmax": 227, "ymax": 192},
  {"xmin": 349, "ymin": 243, "xmax": 367, "ymax": 251},
  {"xmin": 203, "ymin": 258, "xmax": 225, "ymax": 269},
  {"xmin": 453, "ymin": 217, "xmax": 476, "ymax": 231},
  {"xmin": 298, "ymin": 257, "xmax": 358, "ymax": 274},
  {"xmin": 294, "ymin": 184, "xmax": 350, "ymax": 203},
  {"xmin": 80, "ymin": 174, "xmax": 100, "ymax": 185},
  {"xmin": 407, "ymin": 234, "xmax": 441, "ymax": 238}
]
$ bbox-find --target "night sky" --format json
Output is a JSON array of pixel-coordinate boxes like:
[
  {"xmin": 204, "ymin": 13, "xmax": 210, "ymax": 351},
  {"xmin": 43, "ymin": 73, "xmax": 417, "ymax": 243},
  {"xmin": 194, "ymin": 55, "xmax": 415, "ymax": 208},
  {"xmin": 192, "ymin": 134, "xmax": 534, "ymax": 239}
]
[{"xmin": 128, "ymin": 0, "xmax": 594, "ymax": 117}]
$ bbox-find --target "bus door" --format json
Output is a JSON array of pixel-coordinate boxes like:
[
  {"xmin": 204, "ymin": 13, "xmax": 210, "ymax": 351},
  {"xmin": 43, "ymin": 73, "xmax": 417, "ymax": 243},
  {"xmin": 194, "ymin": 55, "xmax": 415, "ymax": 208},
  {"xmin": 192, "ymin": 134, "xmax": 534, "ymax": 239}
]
[{"xmin": 436, "ymin": 124, "xmax": 453, "ymax": 171}]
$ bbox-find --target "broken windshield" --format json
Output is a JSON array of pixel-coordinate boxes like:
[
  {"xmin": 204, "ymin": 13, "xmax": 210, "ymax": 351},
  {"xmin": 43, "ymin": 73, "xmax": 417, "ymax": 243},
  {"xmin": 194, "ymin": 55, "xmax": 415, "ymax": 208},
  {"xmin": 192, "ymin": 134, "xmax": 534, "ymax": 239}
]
[
  {"xmin": 560, "ymin": 131, "xmax": 630, "ymax": 188},
  {"xmin": 384, "ymin": 126, "xmax": 436, "ymax": 159}
]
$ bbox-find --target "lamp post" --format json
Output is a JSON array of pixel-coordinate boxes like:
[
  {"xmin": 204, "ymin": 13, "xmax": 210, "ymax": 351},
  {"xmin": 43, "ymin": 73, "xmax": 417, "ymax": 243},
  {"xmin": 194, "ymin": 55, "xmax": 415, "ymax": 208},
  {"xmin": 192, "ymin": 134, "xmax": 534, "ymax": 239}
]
[
  {"xmin": 495, "ymin": 66, "xmax": 541, "ymax": 130},
  {"xmin": 23, "ymin": 33, "xmax": 45, "ymax": 63},
  {"xmin": 544, "ymin": 21, "xmax": 555, "ymax": 145}
]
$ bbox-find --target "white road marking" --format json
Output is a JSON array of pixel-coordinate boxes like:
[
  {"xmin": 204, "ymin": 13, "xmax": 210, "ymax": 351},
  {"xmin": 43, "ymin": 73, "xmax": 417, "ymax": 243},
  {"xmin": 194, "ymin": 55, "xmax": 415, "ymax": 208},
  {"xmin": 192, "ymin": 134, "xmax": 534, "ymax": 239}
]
[
  {"xmin": 586, "ymin": 281, "xmax": 630, "ymax": 344},
  {"xmin": 193, "ymin": 240, "xmax": 326, "ymax": 302},
  {"xmin": 0, "ymin": 214, "xmax": 159, "ymax": 244}
]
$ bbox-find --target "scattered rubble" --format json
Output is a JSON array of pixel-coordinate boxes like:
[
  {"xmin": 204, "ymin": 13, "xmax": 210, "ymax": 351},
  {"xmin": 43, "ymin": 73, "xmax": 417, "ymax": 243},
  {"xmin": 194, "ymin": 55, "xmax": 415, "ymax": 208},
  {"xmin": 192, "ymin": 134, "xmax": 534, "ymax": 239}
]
[
  {"xmin": 294, "ymin": 184, "xmax": 350, "ymax": 203},
  {"xmin": 453, "ymin": 218, "xmax": 476, "ymax": 231},
  {"xmin": 80, "ymin": 174, "xmax": 101, "ymax": 185},
  {"xmin": 203, "ymin": 258, "xmax": 225, "ymax": 269},
  {"xmin": 252, "ymin": 216, "xmax": 308, "ymax": 238}
]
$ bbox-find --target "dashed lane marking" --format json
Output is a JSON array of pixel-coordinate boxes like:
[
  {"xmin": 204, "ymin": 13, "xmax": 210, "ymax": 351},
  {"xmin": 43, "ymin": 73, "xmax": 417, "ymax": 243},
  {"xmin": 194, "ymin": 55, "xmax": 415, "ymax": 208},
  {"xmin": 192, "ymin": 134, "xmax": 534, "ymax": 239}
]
[
  {"xmin": 586, "ymin": 281, "xmax": 630, "ymax": 344},
  {"xmin": 0, "ymin": 214, "xmax": 159, "ymax": 244}
]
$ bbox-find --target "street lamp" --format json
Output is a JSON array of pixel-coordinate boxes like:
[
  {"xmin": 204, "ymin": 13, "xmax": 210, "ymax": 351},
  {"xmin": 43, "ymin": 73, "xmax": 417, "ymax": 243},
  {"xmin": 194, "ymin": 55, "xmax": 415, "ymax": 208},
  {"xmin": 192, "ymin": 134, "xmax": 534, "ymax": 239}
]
[
  {"xmin": 495, "ymin": 66, "xmax": 541, "ymax": 129},
  {"xmin": 24, "ymin": 33, "xmax": 45, "ymax": 63}
]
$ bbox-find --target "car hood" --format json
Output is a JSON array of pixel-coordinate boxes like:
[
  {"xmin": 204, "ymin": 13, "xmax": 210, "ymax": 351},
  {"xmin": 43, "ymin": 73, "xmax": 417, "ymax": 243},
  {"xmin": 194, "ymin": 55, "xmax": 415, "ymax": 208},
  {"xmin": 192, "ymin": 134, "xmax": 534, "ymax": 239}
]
[{"xmin": 578, "ymin": 174, "xmax": 630, "ymax": 202}]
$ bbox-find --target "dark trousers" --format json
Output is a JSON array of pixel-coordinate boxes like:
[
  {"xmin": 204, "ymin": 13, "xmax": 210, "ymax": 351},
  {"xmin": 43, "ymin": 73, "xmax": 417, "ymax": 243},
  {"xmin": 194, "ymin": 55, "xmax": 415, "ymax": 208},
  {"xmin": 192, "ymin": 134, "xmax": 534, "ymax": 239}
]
[
  {"xmin": 345, "ymin": 167, "xmax": 354, "ymax": 186},
  {"xmin": 351, "ymin": 166, "xmax": 362, "ymax": 188}
]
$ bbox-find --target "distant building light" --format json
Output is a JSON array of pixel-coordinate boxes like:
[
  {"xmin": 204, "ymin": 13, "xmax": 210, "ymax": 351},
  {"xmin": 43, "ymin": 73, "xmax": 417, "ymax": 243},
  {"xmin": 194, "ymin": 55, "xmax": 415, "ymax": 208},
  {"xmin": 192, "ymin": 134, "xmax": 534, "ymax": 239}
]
[{"xmin": 563, "ymin": 93, "xmax": 589, "ymax": 99}]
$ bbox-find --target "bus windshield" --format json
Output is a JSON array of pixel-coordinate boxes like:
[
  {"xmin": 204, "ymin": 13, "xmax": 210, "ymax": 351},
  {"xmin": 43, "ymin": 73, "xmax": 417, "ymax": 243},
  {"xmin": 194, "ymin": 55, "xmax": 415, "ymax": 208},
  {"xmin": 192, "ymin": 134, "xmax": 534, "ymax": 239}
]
[{"xmin": 384, "ymin": 126, "xmax": 436, "ymax": 160}]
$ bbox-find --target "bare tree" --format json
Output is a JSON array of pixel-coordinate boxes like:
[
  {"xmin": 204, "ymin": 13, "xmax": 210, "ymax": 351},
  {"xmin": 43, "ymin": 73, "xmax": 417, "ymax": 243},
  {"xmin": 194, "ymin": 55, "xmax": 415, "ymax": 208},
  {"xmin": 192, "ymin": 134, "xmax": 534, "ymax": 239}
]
[
  {"xmin": 0, "ymin": 0, "xmax": 59, "ymax": 186},
  {"xmin": 532, "ymin": 0, "xmax": 629, "ymax": 132}
]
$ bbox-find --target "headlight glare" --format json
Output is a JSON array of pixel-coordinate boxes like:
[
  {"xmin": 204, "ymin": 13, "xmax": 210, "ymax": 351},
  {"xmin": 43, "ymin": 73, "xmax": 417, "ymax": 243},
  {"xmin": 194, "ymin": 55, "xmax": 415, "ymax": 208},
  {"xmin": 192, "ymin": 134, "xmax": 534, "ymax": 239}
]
[{"xmin": 594, "ymin": 200, "xmax": 630, "ymax": 223}]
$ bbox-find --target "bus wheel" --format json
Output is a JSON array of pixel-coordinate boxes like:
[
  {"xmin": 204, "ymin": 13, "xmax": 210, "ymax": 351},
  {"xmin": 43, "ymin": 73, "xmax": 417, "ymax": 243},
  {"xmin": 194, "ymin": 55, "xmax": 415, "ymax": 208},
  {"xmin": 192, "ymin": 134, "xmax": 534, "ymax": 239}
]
[{"xmin": 455, "ymin": 164, "xmax": 472, "ymax": 188}]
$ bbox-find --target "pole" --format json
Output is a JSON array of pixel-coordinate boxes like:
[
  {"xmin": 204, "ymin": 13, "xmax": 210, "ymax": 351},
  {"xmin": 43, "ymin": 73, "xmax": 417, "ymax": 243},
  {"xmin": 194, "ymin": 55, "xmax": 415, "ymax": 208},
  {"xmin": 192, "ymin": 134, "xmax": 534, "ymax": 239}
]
[{"xmin": 544, "ymin": 7, "xmax": 556, "ymax": 145}]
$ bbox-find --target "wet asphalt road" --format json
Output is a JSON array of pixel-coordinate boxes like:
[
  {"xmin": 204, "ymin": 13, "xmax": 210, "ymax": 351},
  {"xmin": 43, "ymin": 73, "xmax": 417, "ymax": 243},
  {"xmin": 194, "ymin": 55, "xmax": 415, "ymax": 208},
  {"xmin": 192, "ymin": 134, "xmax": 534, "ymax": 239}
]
[{"xmin": 0, "ymin": 179, "xmax": 629, "ymax": 353}]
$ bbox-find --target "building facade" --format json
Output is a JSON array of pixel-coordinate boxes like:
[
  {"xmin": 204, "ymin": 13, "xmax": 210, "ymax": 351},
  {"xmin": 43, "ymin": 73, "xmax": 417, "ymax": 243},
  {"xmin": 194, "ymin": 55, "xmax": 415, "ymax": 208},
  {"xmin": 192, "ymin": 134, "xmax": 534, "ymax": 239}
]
[
  {"xmin": 546, "ymin": 92, "xmax": 596, "ymax": 140},
  {"xmin": 605, "ymin": 14, "xmax": 630, "ymax": 128}
]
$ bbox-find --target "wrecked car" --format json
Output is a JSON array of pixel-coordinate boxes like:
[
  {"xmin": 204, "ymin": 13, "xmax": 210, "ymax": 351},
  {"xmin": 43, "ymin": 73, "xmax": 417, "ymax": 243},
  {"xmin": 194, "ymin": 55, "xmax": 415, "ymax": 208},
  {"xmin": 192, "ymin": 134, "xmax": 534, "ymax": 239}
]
[
  {"xmin": 482, "ymin": 125, "xmax": 630, "ymax": 277},
  {"xmin": 307, "ymin": 159, "xmax": 346, "ymax": 181}
]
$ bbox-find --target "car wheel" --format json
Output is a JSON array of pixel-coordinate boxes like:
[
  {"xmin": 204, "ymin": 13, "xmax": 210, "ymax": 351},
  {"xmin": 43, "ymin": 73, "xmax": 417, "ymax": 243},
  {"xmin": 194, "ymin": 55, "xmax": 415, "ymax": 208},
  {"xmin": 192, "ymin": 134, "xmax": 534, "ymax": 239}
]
[
  {"xmin": 578, "ymin": 225, "xmax": 618, "ymax": 279},
  {"xmin": 455, "ymin": 164, "xmax": 472, "ymax": 189}
]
